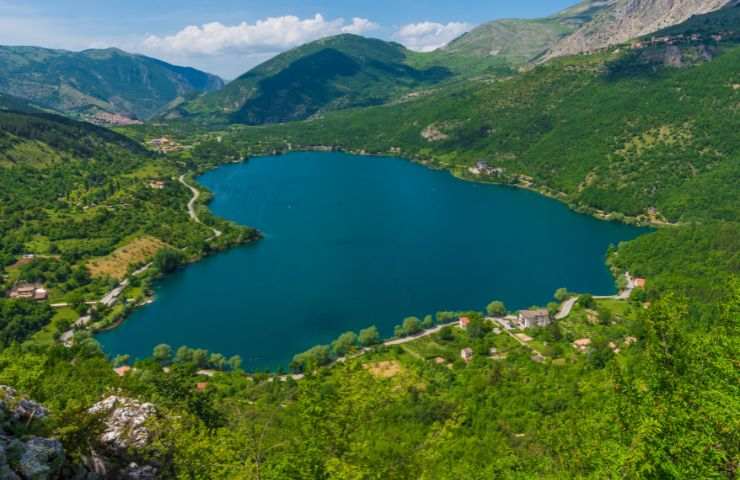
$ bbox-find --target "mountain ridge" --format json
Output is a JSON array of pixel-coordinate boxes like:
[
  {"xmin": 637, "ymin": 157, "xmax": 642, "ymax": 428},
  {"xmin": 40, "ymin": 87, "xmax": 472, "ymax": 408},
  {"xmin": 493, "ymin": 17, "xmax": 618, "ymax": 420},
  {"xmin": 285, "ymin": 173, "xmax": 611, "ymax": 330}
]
[
  {"xmin": 0, "ymin": 45, "xmax": 224, "ymax": 123},
  {"xmin": 177, "ymin": 34, "xmax": 453, "ymax": 125}
]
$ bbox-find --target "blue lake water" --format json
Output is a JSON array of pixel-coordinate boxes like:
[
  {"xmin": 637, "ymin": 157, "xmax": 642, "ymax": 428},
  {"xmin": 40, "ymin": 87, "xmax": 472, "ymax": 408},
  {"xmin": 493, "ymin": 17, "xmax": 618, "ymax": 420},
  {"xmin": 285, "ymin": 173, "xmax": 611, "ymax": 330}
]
[{"xmin": 98, "ymin": 152, "xmax": 648, "ymax": 369}]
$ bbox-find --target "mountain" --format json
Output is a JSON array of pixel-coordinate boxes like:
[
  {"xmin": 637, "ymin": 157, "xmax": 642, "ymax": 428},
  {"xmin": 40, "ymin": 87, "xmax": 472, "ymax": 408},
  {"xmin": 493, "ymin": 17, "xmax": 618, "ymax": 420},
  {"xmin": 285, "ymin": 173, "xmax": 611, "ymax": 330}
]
[
  {"xmin": 0, "ymin": 46, "xmax": 224, "ymax": 122},
  {"xmin": 544, "ymin": 0, "xmax": 733, "ymax": 59},
  {"xmin": 221, "ymin": 6, "xmax": 740, "ymax": 226},
  {"xmin": 440, "ymin": 0, "xmax": 733, "ymax": 66},
  {"xmin": 179, "ymin": 34, "xmax": 453, "ymax": 125},
  {"xmin": 441, "ymin": 0, "xmax": 609, "ymax": 65}
]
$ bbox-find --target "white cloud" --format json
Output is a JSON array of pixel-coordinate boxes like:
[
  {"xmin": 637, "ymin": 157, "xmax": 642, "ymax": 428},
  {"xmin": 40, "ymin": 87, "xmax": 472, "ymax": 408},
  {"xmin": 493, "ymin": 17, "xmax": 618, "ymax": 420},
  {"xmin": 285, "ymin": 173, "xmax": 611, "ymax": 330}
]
[
  {"xmin": 141, "ymin": 14, "xmax": 379, "ymax": 57},
  {"xmin": 394, "ymin": 22, "xmax": 472, "ymax": 52}
]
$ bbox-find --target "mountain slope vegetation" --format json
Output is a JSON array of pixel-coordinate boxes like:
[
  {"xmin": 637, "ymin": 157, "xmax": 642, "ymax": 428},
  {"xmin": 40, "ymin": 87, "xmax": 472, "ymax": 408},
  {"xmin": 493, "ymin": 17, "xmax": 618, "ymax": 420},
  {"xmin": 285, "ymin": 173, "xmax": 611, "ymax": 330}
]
[
  {"xmin": 0, "ymin": 2, "xmax": 738, "ymax": 478},
  {"xmin": 178, "ymin": 34, "xmax": 453, "ymax": 125},
  {"xmin": 218, "ymin": 16, "xmax": 740, "ymax": 225},
  {"xmin": 439, "ymin": 0, "xmax": 608, "ymax": 65},
  {"xmin": 0, "ymin": 46, "xmax": 224, "ymax": 121}
]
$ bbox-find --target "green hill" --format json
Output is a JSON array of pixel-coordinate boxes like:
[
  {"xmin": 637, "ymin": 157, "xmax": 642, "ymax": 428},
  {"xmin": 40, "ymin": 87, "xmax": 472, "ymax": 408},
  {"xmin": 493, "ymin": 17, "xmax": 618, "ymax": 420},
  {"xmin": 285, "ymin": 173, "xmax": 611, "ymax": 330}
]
[
  {"xmin": 438, "ymin": 0, "xmax": 608, "ymax": 66},
  {"xmin": 0, "ymin": 46, "xmax": 224, "ymax": 121},
  {"xmin": 179, "ymin": 34, "xmax": 453, "ymax": 125},
  {"xmin": 219, "ymin": 13, "xmax": 740, "ymax": 226}
]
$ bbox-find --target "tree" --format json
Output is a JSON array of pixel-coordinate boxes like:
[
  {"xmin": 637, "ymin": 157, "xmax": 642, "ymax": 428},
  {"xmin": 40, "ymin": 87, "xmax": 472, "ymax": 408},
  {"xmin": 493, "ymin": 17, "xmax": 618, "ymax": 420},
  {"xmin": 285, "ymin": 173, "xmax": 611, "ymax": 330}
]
[
  {"xmin": 228, "ymin": 355, "xmax": 242, "ymax": 371},
  {"xmin": 154, "ymin": 249, "xmax": 186, "ymax": 275},
  {"xmin": 402, "ymin": 317, "xmax": 421, "ymax": 336},
  {"xmin": 578, "ymin": 294, "xmax": 595, "ymax": 309},
  {"xmin": 546, "ymin": 322, "xmax": 563, "ymax": 342},
  {"xmin": 486, "ymin": 301, "xmax": 507, "ymax": 317},
  {"xmin": 192, "ymin": 349, "xmax": 209, "ymax": 368},
  {"xmin": 422, "ymin": 315, "xmax": 434, "ymax": 329},
  {"xmin": 437, "ymin": 326, "xmax": 454, "ymax": 342},
  {"xmin": 174, "ymin": 346, "xmax": 193, "ymax": 364},
  {"xmin": 467, "ymin": 316, "xmax": 486, "ymax": 339},
  {"xmin": 331, "ymin": 331, "xmax": 358, "ymax": 357},
  {"xmin": 597, "ymin": 306, "xmax": 613, "ymax": 325},
  {"xmin": 290, "ymin": 345, "xmax": 331, "ymax": 373},
  {"xmin": 358, "ymin": 326, "xmax": 381, "ymax": 346},
  {"xmin": 112, "ymin": 354, "xmax": 130, "ymax": 367},
  {"xmin": 153, "ymin": 344, "xmax": 173, "ymax": 364},
  {"xmin": 554, "ymin": 288, "xmax": 569, "ymax": 302},
  {"xmin": 209, "ymin": 353, "xmax": 226, "ymax": 370}
]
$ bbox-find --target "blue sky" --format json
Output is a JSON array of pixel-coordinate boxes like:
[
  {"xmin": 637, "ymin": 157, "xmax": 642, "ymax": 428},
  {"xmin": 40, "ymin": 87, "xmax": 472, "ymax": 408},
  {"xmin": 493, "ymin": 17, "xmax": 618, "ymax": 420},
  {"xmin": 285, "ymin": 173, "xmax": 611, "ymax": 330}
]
[{"xmin": 0, "ymin": 0, "xmax": 576, "ymax": 78}]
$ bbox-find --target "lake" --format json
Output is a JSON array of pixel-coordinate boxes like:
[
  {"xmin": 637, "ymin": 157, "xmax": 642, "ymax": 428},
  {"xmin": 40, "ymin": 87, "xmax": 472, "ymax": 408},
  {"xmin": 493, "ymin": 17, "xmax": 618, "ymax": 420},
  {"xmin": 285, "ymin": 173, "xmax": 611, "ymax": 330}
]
[{"xmin": 98, "ymin": 152, "xmax": 648, "ymax": 369}]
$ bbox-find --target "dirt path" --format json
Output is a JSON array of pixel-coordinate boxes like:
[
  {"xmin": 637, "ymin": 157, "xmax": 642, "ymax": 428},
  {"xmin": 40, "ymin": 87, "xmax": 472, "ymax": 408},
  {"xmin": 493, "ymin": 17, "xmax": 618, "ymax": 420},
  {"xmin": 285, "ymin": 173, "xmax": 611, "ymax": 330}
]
[{"xmin": 178, "ymin": 175, "xmax": 222, "ymax": 240}]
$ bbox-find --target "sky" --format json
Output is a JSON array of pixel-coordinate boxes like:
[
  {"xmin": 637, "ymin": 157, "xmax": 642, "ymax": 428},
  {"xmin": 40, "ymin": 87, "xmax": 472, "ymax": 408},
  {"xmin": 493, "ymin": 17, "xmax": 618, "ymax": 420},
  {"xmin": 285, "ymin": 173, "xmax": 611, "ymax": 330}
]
[{"xmin": 0, "ymin": 0, "xmax": 576, "ymax": 79}]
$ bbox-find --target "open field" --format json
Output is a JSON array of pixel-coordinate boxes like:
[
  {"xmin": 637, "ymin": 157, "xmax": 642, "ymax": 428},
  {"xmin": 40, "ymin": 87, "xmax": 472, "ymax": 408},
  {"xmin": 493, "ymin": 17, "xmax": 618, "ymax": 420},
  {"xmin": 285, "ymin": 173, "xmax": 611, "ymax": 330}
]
[{"xmin": 86, "ymin": 235, "xmax": 167, "ymax": 280}]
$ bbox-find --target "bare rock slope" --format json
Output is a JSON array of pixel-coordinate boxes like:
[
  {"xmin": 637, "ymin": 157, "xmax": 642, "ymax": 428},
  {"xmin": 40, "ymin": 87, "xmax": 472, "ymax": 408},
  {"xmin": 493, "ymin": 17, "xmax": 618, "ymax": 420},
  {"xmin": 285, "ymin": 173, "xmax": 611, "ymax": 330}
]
[{"xmin": 545, "ymin": 0, "xmax": 733, "ymax": 58}]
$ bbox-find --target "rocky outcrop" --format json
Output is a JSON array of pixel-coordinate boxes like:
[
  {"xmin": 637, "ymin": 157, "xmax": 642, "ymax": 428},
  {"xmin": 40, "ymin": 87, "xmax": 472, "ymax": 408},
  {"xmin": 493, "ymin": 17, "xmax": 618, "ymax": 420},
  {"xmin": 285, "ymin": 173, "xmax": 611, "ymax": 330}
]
[
  {"xmin": 545, "ymin": 0, "xmax": 732, "ymax": 59},
  {"xmin": 86, "ymin": 396, "xmax": 160, "ymax": 479},
  {"xmin": 0, "ymin": 386, "xmax": 64, "ymax": 480}
]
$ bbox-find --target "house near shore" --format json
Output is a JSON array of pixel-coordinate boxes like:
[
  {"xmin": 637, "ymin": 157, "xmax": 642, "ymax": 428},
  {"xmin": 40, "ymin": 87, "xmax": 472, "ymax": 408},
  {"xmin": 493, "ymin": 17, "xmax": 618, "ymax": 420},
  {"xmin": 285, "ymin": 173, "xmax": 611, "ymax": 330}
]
[
  {"xmin": 633, "ymin": 277, "xmax": 647, "ymax": 289},
  {"xmin": 516, "ymin": 309, "xmax": 551, "ymax": 329},
  {"xmin": 7, "ymin": 283, "xmax": 48, "ymax": 301},
  {"xmin": 468, "ymin": 161, "xmax": 504, "ymax": 177},
  {"xmin": 459, "ymin": 316, "xmax": 471, "ymax": 329},
  {"xmin": 461, "ymin": 348, "xmax": 474, "ymax": 363}
]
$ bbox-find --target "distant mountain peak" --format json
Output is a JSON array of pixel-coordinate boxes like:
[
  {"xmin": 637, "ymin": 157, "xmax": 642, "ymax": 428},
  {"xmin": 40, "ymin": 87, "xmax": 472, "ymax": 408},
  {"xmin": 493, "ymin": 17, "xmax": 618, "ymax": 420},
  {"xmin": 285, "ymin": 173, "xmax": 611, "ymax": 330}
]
[{"xmin": 0, "ymin": 45, "xmax": 223, "ymax": 122}]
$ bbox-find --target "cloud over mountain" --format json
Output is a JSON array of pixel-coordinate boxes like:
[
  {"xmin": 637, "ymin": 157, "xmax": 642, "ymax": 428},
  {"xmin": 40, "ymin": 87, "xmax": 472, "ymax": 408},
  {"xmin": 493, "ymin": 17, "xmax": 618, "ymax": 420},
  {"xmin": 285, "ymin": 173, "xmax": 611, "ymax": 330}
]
[
  {"xmin": 393, "ymin": 21, "xmax": 472, "ymax": 52},
  {"xmin": 142, "ymin": 14, "xmax": 379, "ymax": 57}
]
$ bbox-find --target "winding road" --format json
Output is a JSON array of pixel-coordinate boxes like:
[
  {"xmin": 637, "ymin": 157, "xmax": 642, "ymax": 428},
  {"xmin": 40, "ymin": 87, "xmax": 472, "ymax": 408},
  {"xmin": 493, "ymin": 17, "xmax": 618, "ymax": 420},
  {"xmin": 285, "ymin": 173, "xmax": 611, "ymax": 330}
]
[{"xmin": 178, "ymin": 175, "xmax": 223, "ymax": 240}]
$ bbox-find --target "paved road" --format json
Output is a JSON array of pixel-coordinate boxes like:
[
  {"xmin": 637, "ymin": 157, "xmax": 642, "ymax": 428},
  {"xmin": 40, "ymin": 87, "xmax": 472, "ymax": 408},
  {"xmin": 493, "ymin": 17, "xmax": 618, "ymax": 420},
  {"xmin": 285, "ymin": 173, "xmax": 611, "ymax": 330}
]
[
  {"xmin": 178, "ymin": 175, "xmax": 222, "ymax": 240},
  {"xmin": 555, "ymin": 297, "xmax": 579, "ymax": 320},
  {"xmin": 384, "ymin": 322, "xmax": 458, "ymax": 346}
]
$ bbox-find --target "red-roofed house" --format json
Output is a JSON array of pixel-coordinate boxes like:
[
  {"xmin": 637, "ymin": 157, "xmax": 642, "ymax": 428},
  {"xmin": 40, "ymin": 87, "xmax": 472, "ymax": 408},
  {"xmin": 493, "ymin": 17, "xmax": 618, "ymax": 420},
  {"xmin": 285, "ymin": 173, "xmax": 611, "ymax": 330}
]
[
  {"xmin": 114, "ymin": 366, "xmax": 132, "ymax": 377},
  {"xmin": 196, "ymin": 382, "xmax": 209, "ymax": 392},
  {"xmin": 634, "ymin": 278, "xmax": 647, "ymax": 289},
  {"xmin": 459, "ymin": 316, "xmax": 471, "ymax": 329}
]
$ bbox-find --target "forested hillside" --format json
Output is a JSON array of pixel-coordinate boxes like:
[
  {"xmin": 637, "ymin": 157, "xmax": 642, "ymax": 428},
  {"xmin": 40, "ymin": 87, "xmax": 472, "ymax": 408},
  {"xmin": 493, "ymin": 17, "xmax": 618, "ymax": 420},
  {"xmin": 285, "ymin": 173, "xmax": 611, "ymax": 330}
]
[
  {"xmin": 218, "ymin": 20, "xmax": 740, "ymax": 225},
  {"xmin": 0, "ymin": 108, "xmax": 256, "ymax": 347},
  {"xmin": 0, "ymin": 3, "xmax": 737, "ymax": 478},
  {"xmin": 177, "ymin": 34, "xmax": 453, "ymax": 125},
  {"xmin": 0, "ymin": 46, "xmax": 224, "ymax": 122}
]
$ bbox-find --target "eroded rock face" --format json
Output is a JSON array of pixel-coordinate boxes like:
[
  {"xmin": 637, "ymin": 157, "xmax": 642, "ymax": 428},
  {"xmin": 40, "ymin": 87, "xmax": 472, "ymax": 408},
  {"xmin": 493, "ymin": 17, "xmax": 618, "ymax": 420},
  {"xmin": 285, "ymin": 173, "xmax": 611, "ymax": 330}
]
[
  {"xmin": 17, "ymin": 437, "xmax": 65, "ymax": 480},
  {"xmin": 89, "ymin": 396, "xmax": 156, "ymax": 452},
  {"xmin": 0, "ymin": 386, "xmax": 64, "ymax": 480},
  {"xmin": 546, "ymin": 0, "xmax": 732, "ymax": 59},
  {"xmin": 0, "ymin": 386, "xmax": 49, "ymax": 423},
  {"xmin": 87, "ymin": 396, "xmax": 160, "ymax": 479}
]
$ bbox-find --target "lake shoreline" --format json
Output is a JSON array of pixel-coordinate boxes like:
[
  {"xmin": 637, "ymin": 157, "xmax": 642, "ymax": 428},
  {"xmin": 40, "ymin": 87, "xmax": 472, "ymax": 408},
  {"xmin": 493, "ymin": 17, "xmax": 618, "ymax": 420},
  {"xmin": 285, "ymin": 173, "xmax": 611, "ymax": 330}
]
[
  {"xmin": 97, "ymin": 151, "xmax": 648, "ymax": 368},
  {"xmin": 235, "ymin": 144, "xmax": 671, "ymax": 229}
]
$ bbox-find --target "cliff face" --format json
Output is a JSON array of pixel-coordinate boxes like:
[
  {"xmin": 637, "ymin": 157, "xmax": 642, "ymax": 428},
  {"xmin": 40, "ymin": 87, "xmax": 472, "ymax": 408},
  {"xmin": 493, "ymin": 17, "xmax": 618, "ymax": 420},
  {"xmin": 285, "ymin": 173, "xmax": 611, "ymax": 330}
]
[{"xmin": 545, "ymin": 0, "xmax": 733, "ymax": 58}]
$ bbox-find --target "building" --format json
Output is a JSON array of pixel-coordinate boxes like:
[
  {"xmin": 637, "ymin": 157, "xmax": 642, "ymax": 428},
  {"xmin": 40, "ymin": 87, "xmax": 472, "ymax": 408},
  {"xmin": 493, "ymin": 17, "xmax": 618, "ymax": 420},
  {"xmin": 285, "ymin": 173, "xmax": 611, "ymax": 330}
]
[
  {"xmin": 196, "ymin": 382, "xmax": 209, "ymax": 392},
  {"xmin": 459, "ymin": 316, "xmax": 471, "ymax": 329},
  {"xmin": 114, "ymin": 366, "xmax": 132, "ymax": 377},
  {"xmin": 460, "ymin": 348, "xmax": 474, "ymax": 363},
  {"xmin": 573, "ymin": 338, "xmax": 592, "ymax": 353},
  {"xmin": 633, "ymin": 278, "xmax": 647, "ymax": 289},
  {"xmin": 516, "ymin": 309, "xmax": 551, "ymax": 329},
  {"xmin": 7, "ymin": 283, "xmax": 48, "ymax": 301},
  {"xmin": 149, "ymin": 180, "xmax": 166, "ymax": 190}
]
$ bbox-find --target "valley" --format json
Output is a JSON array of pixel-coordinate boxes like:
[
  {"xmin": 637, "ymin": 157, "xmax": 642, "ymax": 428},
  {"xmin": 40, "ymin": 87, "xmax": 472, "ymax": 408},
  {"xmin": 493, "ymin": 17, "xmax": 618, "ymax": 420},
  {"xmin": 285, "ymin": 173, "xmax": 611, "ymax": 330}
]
[{"xmin": 0, "ymin": 1, "xmax": 737, "ymax": 478}]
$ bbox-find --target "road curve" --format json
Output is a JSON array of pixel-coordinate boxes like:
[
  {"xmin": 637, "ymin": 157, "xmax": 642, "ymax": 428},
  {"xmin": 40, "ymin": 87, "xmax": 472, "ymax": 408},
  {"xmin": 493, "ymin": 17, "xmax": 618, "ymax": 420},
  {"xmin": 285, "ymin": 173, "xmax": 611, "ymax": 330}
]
[{"xmin": 178, "ymin": 175, "xmax": 222, "ymax": 240}]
